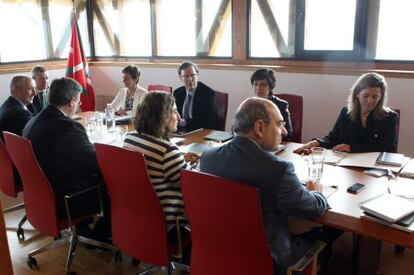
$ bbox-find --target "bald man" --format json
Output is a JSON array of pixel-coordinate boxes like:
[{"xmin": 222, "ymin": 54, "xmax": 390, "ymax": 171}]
[
  {"xmin": 200, "ymin": 97, "xmax": 329, "ymax": 274},
  {"xmin": 0, "ymin": 75, "xmax": 35, "ymax": 138}
]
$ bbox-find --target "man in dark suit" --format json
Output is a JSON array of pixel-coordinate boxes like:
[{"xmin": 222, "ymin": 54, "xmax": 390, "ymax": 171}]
[
  {"xmin": 27, "ymin": 65, "xmax": 49, "ymax": 115},
  {"xmin": 23, "ymin": 78, "xmax": 109, "ymax": 240},
  {"xmin": 200, "ymin": 97, "xmax": 329, "ymax": 274},
  {"xmin": 0, "ymin": 75, "xmax": 35, "ymax": 138},
  {"xmin": 173, "ymin": 61, "xmax": 218, "ymax": 131}
]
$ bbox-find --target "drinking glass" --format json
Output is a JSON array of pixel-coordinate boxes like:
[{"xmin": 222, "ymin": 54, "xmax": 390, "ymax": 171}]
[
  {"xmin": 117, "ymin": 125, "xmax": 128, "ymax": 141},
  {"xmin": 307, "ymin": 147, "xmax": 326, "ymax": 184}
]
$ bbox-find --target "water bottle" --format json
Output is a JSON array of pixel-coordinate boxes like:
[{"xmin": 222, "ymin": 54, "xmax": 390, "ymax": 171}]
[{"xmin": 105, "ymin": 104, "xmax": 116, "ymax": 132}]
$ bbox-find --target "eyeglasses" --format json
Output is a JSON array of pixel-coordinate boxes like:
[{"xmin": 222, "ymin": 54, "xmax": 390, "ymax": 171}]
[{"xmin": 181, "ymin": 74, "xmax": 198, "ymax": 80}]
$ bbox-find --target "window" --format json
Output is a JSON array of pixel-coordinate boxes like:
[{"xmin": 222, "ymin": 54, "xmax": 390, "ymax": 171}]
[
  {"xmin": 249, "ymin": 0, "xmax": 295, "ymax": 58},
  {"xmin": 155, "ymin": 0, "xmax": 232, "ymax": 57},
  {"xmin": 374, "ymin": 0, "xmax": 414, "ymax": 61},
  {"xmin": 303, "ymin": 0, "xmax": 357, "ymax": 51},
  {"xmin": 92, "ymin": 0, "xmax": 152, "ymax": 57},
  {"xmin": 0, "ymin": 0, "xmax": 90, "ymax": 63}
]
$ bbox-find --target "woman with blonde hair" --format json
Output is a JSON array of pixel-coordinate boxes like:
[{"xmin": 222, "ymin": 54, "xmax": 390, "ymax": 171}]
[{"xmin": 295, "ymin": 72, "xmax": 398, "ymax": 154}]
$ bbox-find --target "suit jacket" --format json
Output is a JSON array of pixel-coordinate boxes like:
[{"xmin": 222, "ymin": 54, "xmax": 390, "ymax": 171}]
[
  {"xmin": 200, "ymin": 136, "xmax": 329, "ymax": 267},
  {"xmin": 23, "ymin": 105, "xmax": 102, "ymax": 216},
  {"xmin": 174, "ymin": 81, "xmax": 218, "ymax": 130},
  {"xmin": 0, "ymin": 96, "xmax": 33, "ymax": 138},
  {"xmin": 27, "ymin": 92, "xmax": 47, "ymax": 115},
  {"xmin": 269, "ymin": 95, "xmax": 293, "ymax": 141},
  {"xmin": 110, "ymin": 85, "xmax": 148, "ymax": 115},
  {"xmin": 317, "ymin": 106, "xmax": 398, "ymax": 153}
]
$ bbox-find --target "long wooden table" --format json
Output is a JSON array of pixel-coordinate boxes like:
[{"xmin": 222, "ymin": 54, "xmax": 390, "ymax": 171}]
[
  {"xmin": 76, "ymin": 112, "xmax": 412, "ymax": 274},
  {"xmin": 180, "ymin": 130, "xmax": 414, "ymax": 274}
]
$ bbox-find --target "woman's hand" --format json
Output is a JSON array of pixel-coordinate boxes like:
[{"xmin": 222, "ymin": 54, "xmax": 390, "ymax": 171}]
[
  {"xmin": 332, "ymin": 143, "xmax": 351, "ymax": 152},
  {"xmin": 115, "ymin": 108, "xmax": 127, "ymax": 116},
  {"xmin": 184, "ymin": 152, "xmax": 200, "ymax": 164},
  {"xmin": 293, "ymin": 140, "xmax": 320, "ymax": 155}
]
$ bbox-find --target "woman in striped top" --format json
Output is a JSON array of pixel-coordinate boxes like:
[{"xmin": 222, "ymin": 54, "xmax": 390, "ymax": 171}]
[{"xmin": 123, "ymin": 91, "xmax": 199, "ymax": 226}]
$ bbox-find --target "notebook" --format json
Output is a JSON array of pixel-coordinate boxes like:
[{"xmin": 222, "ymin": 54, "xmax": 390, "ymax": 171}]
[
  {"xmin": 203, "ymin": 131, "xmax": 234, "ymax": 143},
  {"xmin": 171, "ymin": 128, "xmax": 203, "ymax": 137},
  {"xmin": 361, "ymin": 212, "xmax": 414, "ymax": 233},
  {"xmin": 272, "ymin": 144, "xmax": 286, "ymax": 155},
  {"xmin": 360, "ymin": 193, "xmax": 414, "ymax": 223},
  {"xmin": 376, "ymin": 152, "xmax": 405, "ymax": 167},
  {"xmin": 400, "ymin": 159, "xmax": 414, "ymax": 179}
]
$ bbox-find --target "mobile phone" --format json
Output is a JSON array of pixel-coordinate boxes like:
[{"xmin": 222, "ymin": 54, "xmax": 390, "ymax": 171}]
[{"xmin": 347, "ymin": 183, "xmax": 366, "ymax": 194}]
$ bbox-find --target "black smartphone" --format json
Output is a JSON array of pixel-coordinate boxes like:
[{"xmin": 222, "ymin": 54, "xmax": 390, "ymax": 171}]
[{"xmin": 347, "ymin": 183, "xmax": 366, "ymax": 194}]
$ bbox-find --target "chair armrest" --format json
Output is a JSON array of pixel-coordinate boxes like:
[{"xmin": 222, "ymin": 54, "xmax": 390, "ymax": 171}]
[
  {"xmin": 287, "ymin": 240, "xmax": 326, "ymax": 274},
  {"xmin": 63, "ymin": 184, "xmax": 103, "ymax": 227}
]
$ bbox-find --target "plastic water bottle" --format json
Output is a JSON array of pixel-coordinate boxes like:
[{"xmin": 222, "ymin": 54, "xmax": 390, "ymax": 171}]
[{"xmin": 105, "ymin": 104, "xmax": 116, "ymax": 132}]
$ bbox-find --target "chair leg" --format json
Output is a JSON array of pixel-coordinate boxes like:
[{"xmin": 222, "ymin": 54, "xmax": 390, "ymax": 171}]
[
  {"xmin": 17, "ymin": 214, "xmax": 27, "ymax": 240},
  {"xmin": 78, "ymin": 235, "xmax": 117, "ymax": 251},
  {"xmin": 66, "ymin": 227, "xmax": 79, "ymax": 274},
  {"xmin": 3, "ymin": 202, "xmax": 25, "ymax": 213},
  {"xmin": 137, "ymin": 265, "xmax": 158, "ymax": 275},
  {"xmin": 28, "ymin": 235, "xmax": 71, "ymax": 257},
  {"xmin": 167, "ymin": 262, "xmax": 173, "ymax": 275}
]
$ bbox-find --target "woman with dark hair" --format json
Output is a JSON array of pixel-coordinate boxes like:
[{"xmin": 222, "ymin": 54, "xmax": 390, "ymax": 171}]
[
  {"xmin": 250, "ymin": 68, "xmax": 293, "ymax": 141},
  {"xmin": 294, "ymin": 72, "xmax": 398, "ymax": 154},
  {"xmin": 123, "ymin": 91, "xmax": 199, "ymax": 225},
  {"xmin": 110, "ymin": 64, "xmax": 148, "ymax": 116}
]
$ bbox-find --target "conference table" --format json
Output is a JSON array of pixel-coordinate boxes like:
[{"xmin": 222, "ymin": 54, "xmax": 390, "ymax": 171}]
[{"xmin": 78, "ymin": 112, "xmax": 413, "ymax": 275}]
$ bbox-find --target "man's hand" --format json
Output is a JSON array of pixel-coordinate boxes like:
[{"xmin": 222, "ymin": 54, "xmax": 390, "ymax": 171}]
[{"xmin": 184, "ymin": 152, "xmax": 200, "ymax": 164}]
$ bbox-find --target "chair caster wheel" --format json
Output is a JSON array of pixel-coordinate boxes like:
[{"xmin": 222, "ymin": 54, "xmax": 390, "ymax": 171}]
[
  {"xmin": 27, "ymin": 256, "xmax": 38, "ymax": 269},
  {"xmin": 131, "ymin": 258, "xmax": 141, "ymax": 266},
  {"xmin": 395, "ymin": 245, "xmax": 406, "ymax": 254},
  {"xmin": 115, "ymin": 250, "xmax": 123, "ymax": 263},
  {"xmin": 17, "ymin": 228, "xmax": 24, "ymax": 240}
]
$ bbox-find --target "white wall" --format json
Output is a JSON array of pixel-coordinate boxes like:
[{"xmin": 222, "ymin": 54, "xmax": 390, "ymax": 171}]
[{"xmin": 1, "ymin": 65, "xmax": 412, "ymax": 156}]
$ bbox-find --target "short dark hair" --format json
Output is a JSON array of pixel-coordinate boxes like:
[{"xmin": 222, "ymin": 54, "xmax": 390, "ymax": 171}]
[
  {"xmin": 31, "ymin": 65, "xmax": 48, "ymax": 78},
  {"xmin": 250, "ymin": 68, "xmax": 277, "ymax": 92},
  {"xmin": 232, "ymin": 98, "xmax": 271, "ymax": 134},
  {"xmin": 48, "ymin": 77, "xmax": 82, "ymax": 107},
  {"xmin": 177, "ymin": 61, "xmax": 199, "ymax": 75},
  {"xmin": 122, "ymin": 65, "xmax": 141, "ymax": 80},
  {"xmin": 134, "ymin": 92, "xmax": 175, "ymax": 139}
]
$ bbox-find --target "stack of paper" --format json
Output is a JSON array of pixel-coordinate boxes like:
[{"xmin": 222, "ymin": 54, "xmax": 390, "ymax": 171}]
[
  {"xmin": 360, "ymin": 193, "xmax": 414, "ymax": 223},
  {"xmin": 400, "ymin": 159, "xmax": 414, "ymax": 179}
]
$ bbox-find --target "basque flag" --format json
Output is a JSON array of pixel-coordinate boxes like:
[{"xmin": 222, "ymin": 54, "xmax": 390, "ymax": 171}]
[{"xmin": 66, "ymin": 12, "xmax": 95, "ymax": 111}]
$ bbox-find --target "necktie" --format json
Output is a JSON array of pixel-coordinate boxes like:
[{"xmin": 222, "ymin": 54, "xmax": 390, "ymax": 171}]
[{"xmin": 183, "ymin": 94, "xmax": 192, "ymax": 120}]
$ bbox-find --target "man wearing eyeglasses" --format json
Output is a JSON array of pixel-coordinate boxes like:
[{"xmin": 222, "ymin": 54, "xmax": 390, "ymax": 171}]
[
  {"xmin": 200, "ymin": 97, "xmax": 329, "ymax": 274},
  {"xmin": 173, "ymin": 61, "xmax": 218, "ymax": 131}
]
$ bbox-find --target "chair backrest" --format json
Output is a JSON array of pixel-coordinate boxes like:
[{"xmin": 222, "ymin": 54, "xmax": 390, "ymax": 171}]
[
  {"xmin": 276, "ymin": 93, "xmax": 303, "ymax": 143},
  {"xmin": 0, "ymin": 139, "xmax": 20, "ymax": 197},
  {"xmin": 95, "ymin": 143, "xmax": 169, "ymax": 265},
  {"xmin": 3, "ymin": 132, "xmax": 59, "ymax": 236},
  {"xmin": 147, "ymin": 84, "xmax": 173, "ymax": 93},
  {"xmin": 181, "ymin": 170, "xmax": 274, "ymax": 275},
  {"xmin": 391, "ymin": 108, "xmax": 400, "ymax": 152},
  {"xmin": 214, "ymin": 90, "xmax": 228, "ymax": 131}
]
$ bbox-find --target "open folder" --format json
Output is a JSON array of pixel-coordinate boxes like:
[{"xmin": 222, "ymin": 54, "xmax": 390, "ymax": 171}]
[{"xmin": 323, "ymin": 151, "xmax": 409, "ymax": 173}]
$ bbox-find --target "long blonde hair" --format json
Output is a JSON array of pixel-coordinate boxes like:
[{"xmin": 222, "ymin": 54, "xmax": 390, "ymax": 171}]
[{"xmin": 347, "ymin": 72, "xmax": 390, "ymax": 121}]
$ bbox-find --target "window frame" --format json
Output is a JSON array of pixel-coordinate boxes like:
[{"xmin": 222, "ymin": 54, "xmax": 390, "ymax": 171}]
[{"xmin": 2, "ymin": 0, "xmax": 414, "ymax": 79}]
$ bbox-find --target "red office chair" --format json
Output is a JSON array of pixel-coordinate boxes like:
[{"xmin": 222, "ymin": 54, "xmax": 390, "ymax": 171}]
[
  {"xmin": 181, "ymin": 170, "xmax": 325, "ymax": 275},
  {"xmin": 3, "ymin": 132, "xmax": 115, "ymax": 274},
  {"xmin": 214, "ymin": 90, "xmax": 228, "ymax": 131},
  {"xmin": 148, "ymin": 84, "xmax": 173, "ymax": 93},
  {"xmin": 0, "ymin": 139, "xmax": 26, "ymax": 240},
  {"xmin": 95, "ymin": 143, "xmax": 188, "ymax": 274},
  {"xmin": 276, "ymin": 93, "xmax": 303, "ymax": 143}
]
